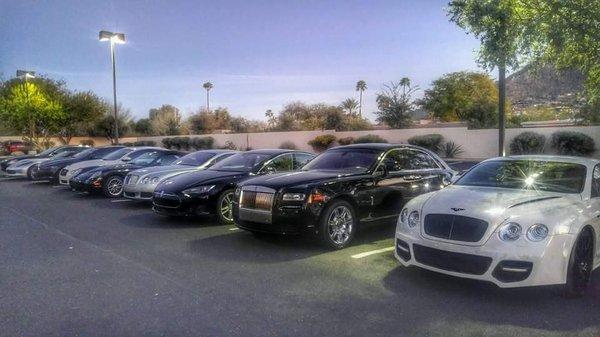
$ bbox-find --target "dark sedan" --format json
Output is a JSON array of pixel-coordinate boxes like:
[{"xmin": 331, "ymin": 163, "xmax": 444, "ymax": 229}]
[
  {"xmin": 233, "ymin": 144, "xmax": 457, "ymax": 249},
  {"xmin": 31, "ymin": 146, "xmax": 125, "ymax": 182},
  {"xmin": 152, "ymin": 149, "xmax": 315, "ymax": 225},
  {"xmin": 70, "ymin": 149, "xmax": 185, "ymax": 197}
]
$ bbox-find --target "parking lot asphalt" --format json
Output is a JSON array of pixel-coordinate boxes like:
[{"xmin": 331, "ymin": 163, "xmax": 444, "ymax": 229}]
[{"xmin": 1, "ymin": 177, "xmax": 600, "ymax": 337}]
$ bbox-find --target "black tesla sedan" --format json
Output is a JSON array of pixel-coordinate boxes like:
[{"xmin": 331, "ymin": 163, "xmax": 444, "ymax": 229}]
[
  {"xmin": 233, "ymin": 143, "xmax": 457, "ymax": 249},
  {"xmin": 31, "ymin": 146, "xmax": 125, "ymax": 182},
  {"xmin": 69, "ymin": 149, "xmax": 185, "ymax": 197},
  {"xmin": 152, "ymin": 149, "xmax": 315, "ymax": 224}
]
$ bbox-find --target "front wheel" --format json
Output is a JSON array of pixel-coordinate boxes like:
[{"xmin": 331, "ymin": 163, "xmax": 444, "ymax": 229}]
[
  {"xmin": 317, "ymin": 200, "xmax": 356, "ymax": 249},
  {"xmin": 216, "ymin": 189, "xmax": 235, "ymax": 225},
  {"xmin": 563, "ymin": 228, "xmax": 594, "ymax": 297},
  {"xmin": 103, "ymin": 175, "xmax": 124, "ymax": 198}
]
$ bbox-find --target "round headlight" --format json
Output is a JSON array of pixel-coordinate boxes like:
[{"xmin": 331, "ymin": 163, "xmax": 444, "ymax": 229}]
[
  {"xmin": 151, "ymin": 177, "xmax": 160, "ymax": 184},
  {"xmin": 407, "ymin": 211, "xmax": 419, "ymax": 228},
  {"xmin": 498, "ymin": 222, "xmax": 522, "ymax": 241},
  {"xmin": 526, "ymin": 224, "xmax": 548, "ymax": 242},
  {"xmin": 400, "ymin": 208, "xmax": 409, "ymax": 223}
]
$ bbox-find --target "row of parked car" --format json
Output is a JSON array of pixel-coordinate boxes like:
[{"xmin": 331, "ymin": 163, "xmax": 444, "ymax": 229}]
[{"xmin": 2, "ymin": 143, "xmax": 599, "ymax": 296}]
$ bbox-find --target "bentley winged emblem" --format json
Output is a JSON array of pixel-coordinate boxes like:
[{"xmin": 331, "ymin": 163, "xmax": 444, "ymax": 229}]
[{"xmin": 451, "ymin": 207, "xmax": 465, "ymax": 212}]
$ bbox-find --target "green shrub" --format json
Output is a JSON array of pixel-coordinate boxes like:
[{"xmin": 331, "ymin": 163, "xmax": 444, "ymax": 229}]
[
  {"xmin": 308, "ymin": 135, "xmax": 336, "ymax": 152},
  {"xmin": 337, "ymin": 137, "xmax": 355, "ymax": 145},
  {"xmin": 440, "ymin": 141, "xmax": 464, "ymax": 158},
  {"xmin": 80, "ymin": 139, "xmax": 95, "ymax": 146},
  {"xmin": 191, "ymin": 137, "xmax": 215, "ymax": 150},
  {"xmin": 133, "ymin": 140, "xmax": 156, "ymax": 147},
  {"xmin": 510, "ymin": 132, "xmax": 545, "ymax": 155},
  {"xmin": 353, "ymin": 134, "xmax": 388, "ymax": 144},
  {"xmin": 279, "ymin": 141, "xmax": 297, "ymax": 150},
  {"xmin": 161, "ymin": 137, "xmax": 172, "ymax": 149},
  {"xmin": 408, "ymin": 134, "xmax": 444, "ymax": 152},
  {"xmin": 221, "ymin": 141, "xmax": 237, "ymax": 150},
  {"xmin": 551, "ymin": 131, "xmax": 596, "ymax": 156}
]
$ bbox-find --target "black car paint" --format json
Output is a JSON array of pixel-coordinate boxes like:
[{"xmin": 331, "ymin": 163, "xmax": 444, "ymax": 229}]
[
  {"xmin": 152, "ymin": 150, "xmax": 315, "ymax": 217},
  {"xmin": 69, "ymin": 149, "xmax": 185, "ymax": 193},
  {"xmin": 32, "ymin": 146, "xmax": 125, "ymax": 182},
  {"xmin": 232, "ymin": 144, "xmax": 456, "ymax": 237}
]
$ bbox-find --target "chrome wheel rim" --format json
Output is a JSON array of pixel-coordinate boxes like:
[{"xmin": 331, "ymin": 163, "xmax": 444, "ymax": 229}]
[
  {"xmin": 327, "ymin": 205, "xmax": 353, "ymax": 245},
  {"xmin": 107, "ymin": 177, "xmax": 123, "ymax": 196},
  {"xmin": 220, "ymin": 192, "xmax": 234, "ymax": 222}
]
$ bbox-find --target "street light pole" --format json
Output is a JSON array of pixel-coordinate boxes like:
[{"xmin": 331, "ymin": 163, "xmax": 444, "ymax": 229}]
[
  {"xmin": 99, "ymin": 31, "xmax": 125, "ymax": 145},
  {"xmin": 16, "ymin": 70, "xmax": 36, "ymax": 148}
]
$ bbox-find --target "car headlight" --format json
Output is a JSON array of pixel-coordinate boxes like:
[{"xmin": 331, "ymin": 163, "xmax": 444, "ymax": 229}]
[
  {"xmin": 407, "ymin": 211, "xmax": 419, "ymax": 228},
  {"xmin": 498, "ymin": 222, "xmax": 522, "ymax": 241},
  {"xmin": 182, "ymin": 185, "xmax": 215, "ymax": 195},
  {"xmin": 400, "ymin": 208, "xmax": 409, "ymax": 223},
  {"xmin": 151, "ymin": 177, "xmax": 160, "ymax": 184},
  {"xmin": 526, "ymin": 224, "xmax": 548, "ymax": 242},
  {"xmin": 142, "ymin": 177, "xmax": 150, "ymax": 184},
  {"xmin": 282, "ymin": 193, "xmax": 306, "ymax": 201}
]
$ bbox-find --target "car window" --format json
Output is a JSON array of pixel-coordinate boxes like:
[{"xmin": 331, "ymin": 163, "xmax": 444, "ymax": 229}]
[
  {"xmin": 262, "ymin": 154, "xmax": 294, "ymax": 173},
  {"xmin": 156, "ymin": 154, "xmax": 181, "ymax": 166},
  {"xmin": 592, "ymin": 165, "xmax": 600, "ymax": 198},
  {"xmin": 293, "ymin": 153, "xmax": 315, "ymax": 169},
  {"xmin": 380, "ymin": 149, "xmax": 439, "ymax": 172},
  {"xmin": 90, "ymin": 147, "xmax": 123, "ymax": 159},
  {"xmin": 210, "ymin": 153, "xmax": 272, "ymax": 172},
  {"xmin": 102, "ymin": 148, "xmax": 133, "ymax": 160}
]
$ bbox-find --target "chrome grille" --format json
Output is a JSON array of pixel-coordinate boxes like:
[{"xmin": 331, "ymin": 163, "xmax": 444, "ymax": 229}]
[
  {"xmin": 241, "ymin": 191, "xmax": 274, "ymax": 211},
  {"xmin": 424, "ymin": 214, "xmax": 488, "ymax": 242}
]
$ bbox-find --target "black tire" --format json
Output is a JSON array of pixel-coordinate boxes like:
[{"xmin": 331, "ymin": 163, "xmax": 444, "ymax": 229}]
[
  {"xmin": 26, "ymin": 166, "xmax": 36, "ymax": 180},
  {"xmin": 317, "ymin": 199, "xmax": 357, "ymax": 249},
  {"xmin": 102, "ymin": 175, "xmax": 124, "ymax": 198},
  {"xmin": 216, "ymin": 189, "xmax": 235, "ymax": 225},
  {"xmin": 563, "ymin": 228, "xmax": 594, "ymax": 297}
]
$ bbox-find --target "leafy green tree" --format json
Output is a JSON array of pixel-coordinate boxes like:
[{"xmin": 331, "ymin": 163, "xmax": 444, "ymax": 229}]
[
  {"xmin": 59, "ymin": 91, "xmax": 108, "ymax": 144},
  {"xmin": 0, "ymin": 79, "xmax": 65, "ymax": 149},
  {"xmin": 421, "ymin": 71, "xmax": 501, "ymax": 128},
  {"xmin": 341, "ymin": 98, "xmax": 359, "ymax": 115},
  {"xmin": 148, "ymin": 104, "xmax": 182, "ymax": 136},
  {"xmin": 87, "ymin": 105, "xmax": 132, "ymax": 143},
  {"xmin": 187, "ymin": 107, "xmax": 231, "ymax": 134},
  {"xmin": 375, "ymin": 78, "xmax": 417, "ymax": 128},
  {"xmin": 355, "ymin": 80, "xmax": 367, "ymax": 116},
  {"xmin": 133, "ymin": 118, "xmax": 153, "ymax": 135}
]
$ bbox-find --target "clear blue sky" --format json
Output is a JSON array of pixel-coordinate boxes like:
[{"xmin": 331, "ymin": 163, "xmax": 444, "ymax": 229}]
[{"xmin": 0, "ymin": 0, "xmax": 482, "ymax": 121}]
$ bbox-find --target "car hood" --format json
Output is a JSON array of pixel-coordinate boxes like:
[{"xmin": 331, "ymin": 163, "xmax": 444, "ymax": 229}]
[
  {"xmin": 130, "ymin": 165, "xmax": 194, "ymax": 177},
  {"xmin": 11, "ymin": 157, "xmax": 50, "ymax": 167},
  {"xmin": 419, "ymin": 185, "xmax": 578, "ymax": 245},
  {"xmin": 156, "ymin": 169, "xmax": 246, "ymax": 193},
  {"xmin": 239, "ymin": 170, "xmax": 354, "ymax": 190}
]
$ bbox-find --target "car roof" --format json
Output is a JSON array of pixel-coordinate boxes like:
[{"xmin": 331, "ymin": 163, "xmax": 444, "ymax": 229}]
[
  {"xmin": 485, "ymin": 155, "xmax": 600, "ymax": 167},
  {"xmin": 245, "ymin": 149, "xmax": 312, "ymax": 155},
  {"xmin": 330, "ymin": 143, "xmax": 430, "ymax": 152}
]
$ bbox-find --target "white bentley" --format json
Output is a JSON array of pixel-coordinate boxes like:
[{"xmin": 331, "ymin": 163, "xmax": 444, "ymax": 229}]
[{"xmin": 395, "ymin": 155, "xmax": 600, "ymax": 296}]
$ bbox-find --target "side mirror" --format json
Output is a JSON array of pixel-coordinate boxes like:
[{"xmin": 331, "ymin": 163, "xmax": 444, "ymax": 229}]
[{"xmin": 121, "ymin": 157, "xmax": 132, "ymax": 162}]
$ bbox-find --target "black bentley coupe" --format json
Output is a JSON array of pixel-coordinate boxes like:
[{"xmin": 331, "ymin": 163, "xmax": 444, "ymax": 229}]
[
  {"xmin": 69, "ymin": 149, "xmax": 185, "ymax": 197},
  {"xmin": 152, "ymin": 149, "xmax": 315, "ymax": 224},
  {"xmin": 31, "ymin": 146, "xmax": 125, "ymax": 182},
  {"xmin": 233, "ymin": 143, "xmax": 457, "ymax": 249}
]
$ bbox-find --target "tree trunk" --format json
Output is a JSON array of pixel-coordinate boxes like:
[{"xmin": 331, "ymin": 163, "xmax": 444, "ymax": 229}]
[
  {"xmin": 498, "ymin": 63, "xmax": 506, "ymax": 157},
  {"xmin": 358, "ymin": 90, "xmax": 363, "ymax": 117},
  {"xmin": 206, "ymin": 90, "xmax": 210, "ymax": 111}
]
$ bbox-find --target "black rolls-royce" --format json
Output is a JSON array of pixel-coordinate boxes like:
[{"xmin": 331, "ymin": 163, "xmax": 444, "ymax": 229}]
[
  {"xmin": 232, "ymin": 144, "xmax": 457, "ymax": 249},
  {"xmin": 152, "ymin": 149, "xmax": 315, "ymax": 224}
]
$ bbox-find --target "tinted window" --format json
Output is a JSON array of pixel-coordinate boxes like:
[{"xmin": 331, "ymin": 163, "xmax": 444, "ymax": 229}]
[
  {"xmin": 157, "ymin": 154, "xmax": 180, "ymax": 166},
  {"xmin": 131, "ymin": 151, "xmax": 162, "ymax": 166},
  {"xmin": 174, "ymin": 152, "xmax": 216, "ymax": 166},
  {"xmin": 592, "ymin": 165, "xmax": 600, "ymax": 198},
  {"xmin": 293, "ymin": 153, "xmax": 315, "ymax": 169},
  {"xmin": 210, "ymin": 153, "xmax": 272, "ymax": 172},
  {"xmin": 262, "ymin": 154, "xmax": 294, "ymax": 173},
  {"xmin": 89, "ymin": 147, "xmax": 123, "ymax": 159},
  {"xmin": 381, "ymin": 149, "xmax": 439, "ymax": 172},
  {"xmin": 302, "ymin": 149, "xmax": 380, "ymax": 173},
  {"xmin": 456, "ymin": 160, "xmax": 586, "ymax": 194},
  {"xmin": 102, "ymin": 148, "xmax": 133, "ymax": 160},
  {"xmin": 73, "ymin": 148, "xmax": 96, "ymax": 158}
]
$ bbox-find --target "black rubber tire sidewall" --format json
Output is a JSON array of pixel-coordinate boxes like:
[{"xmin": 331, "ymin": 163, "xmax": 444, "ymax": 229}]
[
  {"xmin": 564, "ymin": 229, "xmax": 594, "ymax": 297},
  {"xmin": 317, "ymin": 199, "xmax": 356, "ymax": 250}
]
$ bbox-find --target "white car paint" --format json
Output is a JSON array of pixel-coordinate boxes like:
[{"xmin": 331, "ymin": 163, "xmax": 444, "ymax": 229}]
[{"xmin": 395, "ymin": 155, "xmax": 600, "ymax": 288}]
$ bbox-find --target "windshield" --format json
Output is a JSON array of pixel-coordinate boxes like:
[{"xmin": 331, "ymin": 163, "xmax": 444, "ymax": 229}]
[
  {"xmin": 131, "ymin": 151, "xmax": 161, "ymax": 166},
  {"xmin": 54, "ymin": 151, "xmax": 75, "ymax": 159},
  {"xmin": 39, "ymin": 147, "xmax": 59, "ymax": 156},
  {"xmin": 302, "ymin": 149, "xmax": 381, "ymax": 173},
  {"xmin": 210, "ymin": 153, "xmax": 271, "ymax": 172},
  {"xmin": 102, "ymin": 148, "xmax": 133, "ymax": 160},
  {"xmin": 73, "ymin": 148, "xmax": 95, "ymax": 158},
  {"xmin": 175, "ymin": 152, "xmax": 216, "ymax": 166},
  {"xmin": 455, "ymin": 160, "xmax": 587, "ymax": 194}
]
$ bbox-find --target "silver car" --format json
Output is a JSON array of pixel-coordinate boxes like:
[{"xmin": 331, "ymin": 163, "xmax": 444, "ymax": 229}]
[
  {"xmin": 59, "ymin": 147, "xmax": 161, "ymax": 185},
  {"xmin": 5, "ymin": 147, "xmax": 88, "ymax": 179},
  {"xmin": 122, "ymin": 150, "xmax": 237, "ymax": 201}
]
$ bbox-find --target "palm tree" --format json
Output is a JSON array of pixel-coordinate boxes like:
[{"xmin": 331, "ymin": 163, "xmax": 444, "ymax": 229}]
[
  {"xmin": 355, "ymin": 80, "xmax": 367, "ymax": 117},
  {"xmin": 340, "ymin": 98, "xmax": 359, "ymax": 115},
  {"xmin": 202, "ymin": 82, "xmax": 213, "ymax": 111}
]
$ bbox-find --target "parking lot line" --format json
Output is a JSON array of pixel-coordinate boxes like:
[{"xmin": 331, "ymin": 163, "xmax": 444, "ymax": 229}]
[
  {"xmin": 52, "ymin": 185, "xmax": 65, "ymax": 188},
  {"xmin": 111, "ymin": 199, "xmax": 132, "ymax": 203},
  {"xmin": 351, "ymin": 246, "xmax": 395, "ymax": 259},
  {"xmin": 228, "ymin": 227, "xmax": 239, "ymax": 231}
]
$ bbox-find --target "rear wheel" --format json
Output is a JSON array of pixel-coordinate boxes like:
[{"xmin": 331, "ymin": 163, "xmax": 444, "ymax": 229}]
[
  {"xmin": 563, "ymin": 228, "xmax": 594, "ymax": 297},
  {"xmin": 317, "ymin": 200, "xmax": 356, "ymax": 249},
  {"xmin": 216, "ymin": 189, "xmax": 235, "ymax": 225},
  {"xmin": 103, "ymin": 175, "xmax": 124, "ymax": 198},
  {"xmin": 26, "ymin": 166, "xmax": 36, "ymax": 180}
]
